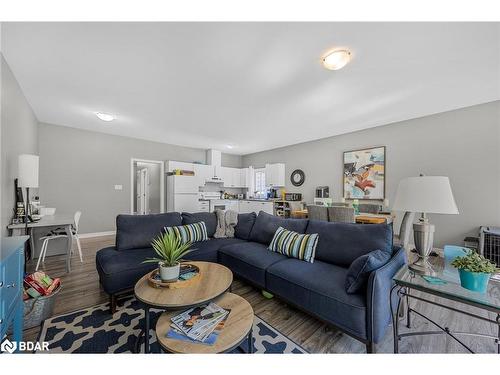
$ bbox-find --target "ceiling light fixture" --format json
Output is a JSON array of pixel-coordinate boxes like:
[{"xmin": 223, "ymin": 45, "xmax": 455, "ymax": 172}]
[
  {"xmin": 322, "ymin": 49, "xmax": 352, "ymax": 70},
  {"xmin": 225, "ymin": 145, "xmax": 234, "ymax": 149},
  {"xmin": 95, "ymin": 112, "xmax": 115, "ymax": 122}
]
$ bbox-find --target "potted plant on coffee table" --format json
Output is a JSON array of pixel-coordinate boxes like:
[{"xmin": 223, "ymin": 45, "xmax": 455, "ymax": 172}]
[
  {"xmin": 143, "ymin": 232, "xmax": 193, "ymax": 282},
  {"xmin": 451, "ymin": 250, "xmax": 499, "ymax": 293}
]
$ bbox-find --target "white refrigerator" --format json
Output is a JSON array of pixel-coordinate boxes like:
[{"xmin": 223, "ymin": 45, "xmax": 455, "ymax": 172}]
[{"xmin": 166, "ymin": 175, "xmax": 199, "ymax": 212}]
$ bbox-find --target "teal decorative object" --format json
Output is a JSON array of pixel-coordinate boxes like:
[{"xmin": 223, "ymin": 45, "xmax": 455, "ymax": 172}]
[{"xmin": 458, "ymin": 269, "xmax": 491, "ymax": 293}]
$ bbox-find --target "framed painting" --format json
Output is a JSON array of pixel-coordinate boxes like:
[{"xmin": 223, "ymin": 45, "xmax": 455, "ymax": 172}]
[{"xmin": 343, "ymin": 146, "xmax": 385, "ymax": 200}]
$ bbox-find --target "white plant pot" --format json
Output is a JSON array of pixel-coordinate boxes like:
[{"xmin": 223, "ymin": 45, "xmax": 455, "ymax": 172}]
[{"xmin": 159, "ymin": 262, "xmax": 180, "ymax": 282}]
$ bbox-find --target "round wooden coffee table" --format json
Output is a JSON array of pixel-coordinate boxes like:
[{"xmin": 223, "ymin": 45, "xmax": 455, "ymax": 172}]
[
  {"xmin": 134, "ymin": 261, "xmax": 233, "ymax": 353},
  {"xmin": 156, "ymin": 293, "xmax": 254, "ymax": 354}
]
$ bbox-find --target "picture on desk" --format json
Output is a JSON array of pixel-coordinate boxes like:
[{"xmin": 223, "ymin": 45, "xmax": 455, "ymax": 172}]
[{"xmin": 343, "ymin": 146, "xmax": 385, "ymax": 200}]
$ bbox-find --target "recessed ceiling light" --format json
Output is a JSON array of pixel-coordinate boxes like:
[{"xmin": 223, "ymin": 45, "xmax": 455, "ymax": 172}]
[
  {"xmin": 95, "ymin": 112, "xmax": 115, "ymax": 122},
  {"xmin": 322, "ymin": 49, "xmax": 352, "ymax": 70},
  {"xmin": 225, "ymin": 145, "xmax": 235, "ymax": 149}
]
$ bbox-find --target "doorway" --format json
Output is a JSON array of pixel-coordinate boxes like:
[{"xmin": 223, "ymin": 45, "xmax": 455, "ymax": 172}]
[{"xmin": 130, "ymin": 158, "xmax": 165, "ymax": 214}]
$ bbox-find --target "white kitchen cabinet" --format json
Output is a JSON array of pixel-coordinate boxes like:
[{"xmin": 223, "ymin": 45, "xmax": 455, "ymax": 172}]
[
  {"xmin": 238, "ymin": 200, "xmax": 253, "ymax": 213},
  {"xmin": 239, "ymin": 168, "xmax": 249, "ymax": 188},
  {"xmin": 198, "ymin": 200, "xmax": 210, "ymax": 212},
  {"xmin": 219, "ymin": 167, "xmax": 234, "ymax": 187},
  {"xmin": 238, "ymin": 200, "xmax": 273, "ymax": 215},
  {"xmin": 265, "ymin": 163, "xmax": 286, "ymax": 187},
  {"xmin": 166, "ymin": 161, "xmax": 194, "ymax": 173},
  {"xmin": 193, "ymin": 164, "xmax": 214, "ymax": 186}
]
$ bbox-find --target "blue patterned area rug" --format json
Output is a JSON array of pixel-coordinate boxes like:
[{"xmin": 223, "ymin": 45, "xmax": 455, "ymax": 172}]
[{"xmin": 37, "ymin": 298, "xmax": 307, "ymax": 354}]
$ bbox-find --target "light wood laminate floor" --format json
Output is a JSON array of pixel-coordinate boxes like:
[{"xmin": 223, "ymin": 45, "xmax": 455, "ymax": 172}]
[{"xmin": 23, "ymin": 235, "xmax": 499, "ymax": 353}]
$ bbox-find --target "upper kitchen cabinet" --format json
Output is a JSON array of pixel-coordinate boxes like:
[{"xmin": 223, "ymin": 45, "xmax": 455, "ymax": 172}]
[
  {"xmin": 265, "ymin": 163, "xmax": 285, "ymax": 187},
  {"xmin": 166, "ymin": 161, "xmax": 194, "ymax": 173},
  {"xmin": 193, "ymin": 164, "xmax": 215, "ymax": 185},
  {"xmin": 220, "ymin": 167, "xmax": 250, "ymax": 188}
]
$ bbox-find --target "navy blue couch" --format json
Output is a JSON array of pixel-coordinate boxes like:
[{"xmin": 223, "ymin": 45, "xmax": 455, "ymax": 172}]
[{"xmin": 96, "ymin": 210, "xmax": 406, "ymax": 352}]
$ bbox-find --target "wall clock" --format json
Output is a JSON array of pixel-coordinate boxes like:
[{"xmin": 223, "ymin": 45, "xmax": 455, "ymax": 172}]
[{"xmin": 290, "ymin": 169, "xmax": 305, "ymax": 187}]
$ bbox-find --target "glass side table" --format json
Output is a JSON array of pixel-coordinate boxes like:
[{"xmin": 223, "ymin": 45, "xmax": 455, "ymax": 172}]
[{"xmin": 390, "ymin": 256, "xmax": 500, "ymax": 354}]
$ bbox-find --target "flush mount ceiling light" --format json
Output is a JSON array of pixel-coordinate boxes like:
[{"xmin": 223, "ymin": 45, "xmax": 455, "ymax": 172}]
[
  {"xmin": 225, "ymin": 145, "xmax": 235, "ymax": 149},
  {"xmin": 95, "ymin": 112, "xmax": 115, "ymax": 122},
  {"xmin": 322, "ymin": 49, "xmax": 352, "ymax": 70}
]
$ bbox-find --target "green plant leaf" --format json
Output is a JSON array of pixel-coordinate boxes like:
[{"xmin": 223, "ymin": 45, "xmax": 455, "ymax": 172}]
[
  {"xmin": 451, "ymin": 250, "xmax": 499, "ymax": 273},
  {"xmin": 142, "ymin": 231, "xmax": 193, "ymax": 267}
]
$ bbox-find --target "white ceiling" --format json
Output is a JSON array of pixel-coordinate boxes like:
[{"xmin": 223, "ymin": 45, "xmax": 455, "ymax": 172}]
[{"xmin": 3, "ymin": 22, "xmax": 500, "ymax": 155}]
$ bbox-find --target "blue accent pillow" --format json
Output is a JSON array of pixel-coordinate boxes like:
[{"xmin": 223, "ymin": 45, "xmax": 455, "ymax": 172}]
[
  {"xmin": 345, "ymin": 249, "xmax": 391, "ymax": 294},
  {"xmin": 268, "ymin": 226, "xmax": 319, "ymax": 263}
]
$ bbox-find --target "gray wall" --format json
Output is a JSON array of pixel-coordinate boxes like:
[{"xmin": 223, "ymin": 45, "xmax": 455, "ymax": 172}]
[
  {"xmin": 243, "ymin": 101, "xmax": 500, "ymax": 248},
  {"xmin": 1, "ymin": 53, "xmax": 39, "ymax": 236},
  {"xmin": 38, "ymin": 123, "xmax": 242, "ymax": 233}
]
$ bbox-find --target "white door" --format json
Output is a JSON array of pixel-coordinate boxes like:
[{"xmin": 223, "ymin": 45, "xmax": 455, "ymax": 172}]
[{"xmin": 137, "ymin": 168, "xmax": 149, "ymax": 214}]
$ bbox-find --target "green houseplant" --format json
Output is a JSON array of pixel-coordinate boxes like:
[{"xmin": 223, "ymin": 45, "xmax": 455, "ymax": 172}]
[
  {"xmin": 451, "ymin": 250, "xmax": 499, "ymax": 293},
  {"xmin": 142, "ymin": 232, "xmax": 193, "ymax": 281}
]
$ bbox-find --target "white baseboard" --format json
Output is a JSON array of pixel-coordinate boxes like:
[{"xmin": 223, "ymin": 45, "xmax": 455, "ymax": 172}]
[{"xmin": 78, "ymin": 231, "xmax": 116, "ymax": 239}]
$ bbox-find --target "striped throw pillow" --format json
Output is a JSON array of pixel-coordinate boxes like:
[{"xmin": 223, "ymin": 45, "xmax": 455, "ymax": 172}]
[
  {"xmin": 165, "ymin": 222, "xmax": 208, "ymax": 244},
  {"xmin": 268, "ymin": 226, "xmax": 319, "ymax": 263}
]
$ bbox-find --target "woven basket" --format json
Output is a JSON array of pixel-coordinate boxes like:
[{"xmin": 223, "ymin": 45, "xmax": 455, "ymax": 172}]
[{"xmin": 23, "ymin": 285, "xmax": 62, "ymax": 329}]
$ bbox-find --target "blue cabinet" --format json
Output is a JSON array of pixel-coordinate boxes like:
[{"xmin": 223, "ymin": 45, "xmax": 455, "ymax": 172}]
[{"xmin": 0, "ymin": 236, "xmax": 27, "ymax": 353}]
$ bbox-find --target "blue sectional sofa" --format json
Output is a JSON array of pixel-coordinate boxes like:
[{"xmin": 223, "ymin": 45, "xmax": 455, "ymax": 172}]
[{"xmin": 96, "ymin": 210, "xmax": 406, "ymax": 352}]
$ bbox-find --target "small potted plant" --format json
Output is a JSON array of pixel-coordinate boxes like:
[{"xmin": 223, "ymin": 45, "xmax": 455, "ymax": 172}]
[
  {"xmin": 451, "ymin": 250, "xmax": 499, "ymax": 293},
  {"xmin": 142, "ymin": 232, "xmax": 193, "ymax": 282}
]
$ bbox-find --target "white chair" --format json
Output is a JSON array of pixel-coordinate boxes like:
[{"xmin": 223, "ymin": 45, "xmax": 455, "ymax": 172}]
[{"xmin": 36, "ymin": 211, "xmax": 82, "ymax": 271}]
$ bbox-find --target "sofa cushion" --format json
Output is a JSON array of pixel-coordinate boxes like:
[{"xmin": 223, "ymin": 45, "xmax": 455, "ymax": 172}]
[
  {"xmin": 165, "ymin": 222, "xmax": 208, "ymax": 244},
  {"xmin": 306, "ymin": 220, "xmax": 393, "ymax": 267},
  {"xmin": 96, "ymin": 246, "xmax": 158, "ymax": 294},
  {"xmin": 183, "ymin": 238, "xmax": 247, "ymax": 263},
  {"xmin": 234, "ymin": 212, "xmax": 257, "ymax": 240},
  {"xmin": 345, "ymin": 250, "xmax": 391, "ymax": 294},
  {"xmin": 268, "ymin": 226, "xmax": 319, "ymax": 263},
  {"xmin": 218, "ymin": 242, "xmax": 287, "ymax": 288},
  {"xmin": 116, "ymin": 213, "xmax": 182, "ymax": 251},
  {"xmin": 266, "ymin": 258, "xmax": 367, "ymax": 338},
  {"xmin": 249, "ymin": 211, "xmax": 308, "ymax": 245},
  {"xmin": 182, "ymin": 212, "xmax": 217, "ymax": 237}
]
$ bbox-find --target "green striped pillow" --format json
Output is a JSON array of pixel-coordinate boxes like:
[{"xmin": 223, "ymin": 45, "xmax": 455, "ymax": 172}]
[
  {"xmin": 164, "ymin": 222, "xmax": 208, "ymax": 244},
  {"xmin": 268, "ymin": 226, "xmax": 319, "ymax": 263}
]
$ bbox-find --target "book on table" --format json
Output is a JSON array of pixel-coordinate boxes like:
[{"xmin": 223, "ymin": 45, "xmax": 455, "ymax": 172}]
[{"xmin": 168, "ymin": 303, "xmax": 230, "ymax": 344}]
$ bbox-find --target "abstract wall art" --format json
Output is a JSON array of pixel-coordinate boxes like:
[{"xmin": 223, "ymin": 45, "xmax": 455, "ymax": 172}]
[{"xmin": 343, "ymin": 146, "xmax": 385, "ymax": 200}]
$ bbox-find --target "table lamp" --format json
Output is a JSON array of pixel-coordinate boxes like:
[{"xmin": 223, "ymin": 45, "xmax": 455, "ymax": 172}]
[
  {"xmin": 18, "ymin": 154, "xmax": 39, "ymax": 222},
  {"xmin": 392, "ymin": 175, "xmax": 459, "ymax": 274}
]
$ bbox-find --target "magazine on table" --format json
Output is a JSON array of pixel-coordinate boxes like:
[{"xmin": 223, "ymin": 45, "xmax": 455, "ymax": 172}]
[
  {"xmin": 167, "ymin": 309, "xmax": 231, "ymax": 345},
  {"xmin": 171, "ymin": 302, "xmax": 229, "ymax": 341}
]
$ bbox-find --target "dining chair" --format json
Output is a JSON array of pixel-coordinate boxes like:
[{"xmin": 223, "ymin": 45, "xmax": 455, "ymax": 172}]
[
  {"xmin": 327, "ymin": 206, "xmax": 355, "ymax": 223},
  {"xmin": 36, "ymin": 211, "xmax": 83, "ymax": 271},
  {"xmin": 358, "ymin": 203, "xmax": 382, "ymax": 214},
  {"xmin": 307, "ymin": 205, "xmax": 329, "ymax": 221}
]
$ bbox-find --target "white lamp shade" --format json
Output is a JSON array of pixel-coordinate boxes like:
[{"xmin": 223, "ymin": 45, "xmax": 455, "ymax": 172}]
[
  {"xmin": 392, "ymin": 176, "xmax": 459, "ymax": 214},
  {"xmin": 18, "ymin": 154, "xmax": 39, "ymax": 188}
]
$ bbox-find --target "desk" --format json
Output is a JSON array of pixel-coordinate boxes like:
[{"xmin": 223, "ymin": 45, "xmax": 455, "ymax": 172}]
[
  {"xmin": 290, "ymin": 209, "xmax": 393, "ymax": 224},
  {"xmin": 7, "ymin": 215, "xmax": 74, "ymax": 273}
]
